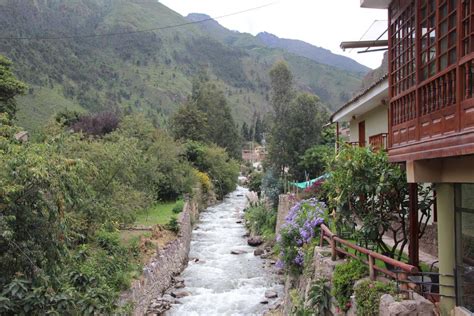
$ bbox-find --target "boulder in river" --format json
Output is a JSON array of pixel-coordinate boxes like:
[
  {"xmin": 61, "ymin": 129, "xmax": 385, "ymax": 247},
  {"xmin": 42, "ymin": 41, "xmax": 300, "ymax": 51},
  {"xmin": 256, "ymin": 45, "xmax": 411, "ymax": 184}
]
[
  {"xmin": 171, "ymin": 290, "xmax": 191, "ymax": 299},
  {"xmin": 265, "ymin": 290, "xmax": 278, "ymax": 299},
  {"xmin": 231, "ymin": 249, "xmax": 247, "ymax": 255},
  {"xmin": 247, "ymin": 236, "xmax": 263, "ymax": 247},
  {"xmin": 254, "ymin": 248, "xmax": 264, "ymax": 256}
]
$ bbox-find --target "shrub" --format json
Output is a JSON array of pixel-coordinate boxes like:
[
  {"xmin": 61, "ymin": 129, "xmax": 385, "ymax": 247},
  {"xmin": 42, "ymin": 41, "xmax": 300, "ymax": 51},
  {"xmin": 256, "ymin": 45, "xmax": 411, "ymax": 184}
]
[
  {"xmin": 247, "ymin": 171, "xmax": 263, "ymax": 196},
  {"xmin": 354, "ymin": 280, "xmax": 396, "ymax": 316},
  {"xmin": 307, "ymin": 278, "xmax": 331, "ymax": 316},
  {"xmin": 165, "ymin": 217, "xmax": 180, "ymax": 233},
  {"xmin": 332, "ymin": 259, "xmax": 368, "ymax": 312},
  {"xmin": 172, "ymin": 200, "xmax": 184, "ymax": 214},
  {"xmin": 276, "ymin": 198, "xmax": 326, "ymax": 273},
  {"xmin": 244, "ymin": 202, "xmax": 276, "ymax": 238},
  {"xmin": 195, "ymin": 170, "xmax": 212, "ymax": 193},
  {"xmin": 71, "ymin": 111, "xmax": 120, "ymax": 136},
  {"xmin": 261, "ymin": 168, "xmax": 283, "ymax": 207}
]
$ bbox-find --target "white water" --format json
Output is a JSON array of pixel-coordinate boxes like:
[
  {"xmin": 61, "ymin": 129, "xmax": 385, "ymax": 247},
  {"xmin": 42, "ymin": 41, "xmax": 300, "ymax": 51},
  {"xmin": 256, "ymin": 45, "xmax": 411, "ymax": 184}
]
[{"xmin": 166, "ymin": 186, "xmax": 283, "ymax": 316}]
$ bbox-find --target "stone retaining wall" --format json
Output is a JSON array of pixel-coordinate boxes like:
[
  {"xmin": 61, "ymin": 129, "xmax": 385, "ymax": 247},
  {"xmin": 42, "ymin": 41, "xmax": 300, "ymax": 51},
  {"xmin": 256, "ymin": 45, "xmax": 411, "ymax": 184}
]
[{"xmin": 119, "ymin": 199, "xmax": 199, "ymax": 315}]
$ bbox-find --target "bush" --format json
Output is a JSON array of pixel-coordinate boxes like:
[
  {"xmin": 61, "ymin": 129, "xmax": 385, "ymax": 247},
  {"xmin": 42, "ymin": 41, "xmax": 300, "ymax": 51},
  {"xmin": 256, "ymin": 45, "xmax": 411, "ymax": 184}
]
[
  {"xmin": 195, "ymin": 170, "xmax": 212, "ymax": 193},
  {"xmin": 172, "ymin": 200, "xmax": 184, "ymax": 214},
  {"xmin": 354, "ymin": 280, "xmax": 396, "ymax": 316},
  {"xmin": 165, "ymin": 217, "xmax": 180, "ymax": 233},
  {"xmin": 332, "ymin": 259, "xmax": 368, "ymax": 312},
  {"xmin": 261, "ymin": 168, "xmax": 283, "ymax": 207},
  {"xmin": 276, "ymin": 198, "xmax": 326, "ymax": 273},
  {"xmin": 71, "ymin": 111, "xmax": 120, "ymax": 136},
  {"xmin": 244, "ymin": 202, "xmax": 276, "ymax": 238},
  {"xmin": 247, "ymin": 172, "xmax": 263, "ymax": 196}
]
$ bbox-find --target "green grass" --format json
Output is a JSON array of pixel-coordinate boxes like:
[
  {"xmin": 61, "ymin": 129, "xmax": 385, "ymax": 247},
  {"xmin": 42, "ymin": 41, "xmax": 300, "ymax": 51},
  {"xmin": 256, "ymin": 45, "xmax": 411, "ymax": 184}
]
[{"xmin": 135, "ymin": 202, "xmax": 177, "ymax": 226}]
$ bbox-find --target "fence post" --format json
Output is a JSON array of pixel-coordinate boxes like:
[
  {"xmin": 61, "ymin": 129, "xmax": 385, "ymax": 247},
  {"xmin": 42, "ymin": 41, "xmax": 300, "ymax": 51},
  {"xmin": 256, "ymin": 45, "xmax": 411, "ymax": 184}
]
[
  {"xmin": 320, "ymin": 229, "xmax": 324, "ymax": 247},
  {"xmin": 330, "ymin": 236, "xmax": 337, "ymax": 261},
  {"xmin": 369, "ymin": 255, "xmax": 376, "ymax": 280},
  {"xmin": 398, "ymin": 272, "xmax": 409, "ymax": 293}
]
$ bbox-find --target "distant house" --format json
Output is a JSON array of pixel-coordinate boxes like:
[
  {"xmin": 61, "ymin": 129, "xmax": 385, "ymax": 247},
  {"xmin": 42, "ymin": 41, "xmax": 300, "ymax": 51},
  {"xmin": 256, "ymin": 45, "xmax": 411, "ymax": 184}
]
[{"xmin": 331, "ymin": 75, "xmax": 389, "ymax": 151}]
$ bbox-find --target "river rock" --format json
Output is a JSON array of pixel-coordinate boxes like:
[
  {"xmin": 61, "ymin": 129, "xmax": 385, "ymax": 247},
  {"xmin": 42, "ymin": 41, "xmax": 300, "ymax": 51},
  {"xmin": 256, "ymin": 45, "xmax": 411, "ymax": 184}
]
[
  {"xmin": 171, "ymin": 290, "xmax": 191, "ymax": 299},
  {"xmin": 265, "ymin": 290, "xmax": 278, "ymax": 299},
  {"xmin": 254, "ymin": 248, "xmax": 264, "ymax": 256},
  {"xmin": 236, "ymin": 220, "xmax": 243, "ymax": 224},
  {"xmin": 247, "ymin": 236, "xmax": 263, "ymax": 247},
  {"xmin": 231, "ymin": 249, "xmax": 247, "ymax": 255},
  {"xmin": 260, "ymin": 300, "xmax": 269, "ymax": 305}
]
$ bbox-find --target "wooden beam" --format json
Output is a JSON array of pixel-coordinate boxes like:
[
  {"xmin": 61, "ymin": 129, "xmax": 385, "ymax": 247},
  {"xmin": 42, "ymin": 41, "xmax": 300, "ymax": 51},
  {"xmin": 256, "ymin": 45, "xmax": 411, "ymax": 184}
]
[{"xmin": 408, "ymin": 183, "xmax": 419, "ymax": 267}]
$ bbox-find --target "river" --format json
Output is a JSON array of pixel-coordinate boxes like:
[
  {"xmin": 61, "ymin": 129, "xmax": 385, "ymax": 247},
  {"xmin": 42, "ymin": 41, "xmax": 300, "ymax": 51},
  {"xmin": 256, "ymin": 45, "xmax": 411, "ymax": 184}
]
[{"xmin": 166, "ymin": 186, "xmax": 283, "ymax": 316}]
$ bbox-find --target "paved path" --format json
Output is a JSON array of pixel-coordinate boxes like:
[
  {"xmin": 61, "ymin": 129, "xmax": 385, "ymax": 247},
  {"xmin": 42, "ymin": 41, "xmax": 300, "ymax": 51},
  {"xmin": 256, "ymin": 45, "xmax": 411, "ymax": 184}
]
[{"xmin": 382, "ymin": 236, "xmax": 439, "ymax": 268}]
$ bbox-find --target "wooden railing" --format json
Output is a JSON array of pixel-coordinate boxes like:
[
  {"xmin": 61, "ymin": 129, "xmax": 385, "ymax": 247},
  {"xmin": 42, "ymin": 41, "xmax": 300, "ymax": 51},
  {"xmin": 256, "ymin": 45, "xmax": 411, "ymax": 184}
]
[
  {"xmin": 346, "ymin": 141, "xmax": 365, "ymax": 147},
  {"xmin": 369, "ymin": 133, "xmax": 388, "ymax": 151},
  {"xmin": 389, "ymin": 55, "xmax": 474, "ymax": 159},
  {"xmin": 320, "ymin": 224, "xmax": 418, "ymax": 288}
]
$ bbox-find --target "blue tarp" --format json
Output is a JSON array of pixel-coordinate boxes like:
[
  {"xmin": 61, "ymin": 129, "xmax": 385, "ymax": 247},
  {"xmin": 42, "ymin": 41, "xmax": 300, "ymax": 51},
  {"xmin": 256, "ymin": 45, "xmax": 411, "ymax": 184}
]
[{"xmin": 289, "ymin": 174, "xmax": 328, "ymax": 189}]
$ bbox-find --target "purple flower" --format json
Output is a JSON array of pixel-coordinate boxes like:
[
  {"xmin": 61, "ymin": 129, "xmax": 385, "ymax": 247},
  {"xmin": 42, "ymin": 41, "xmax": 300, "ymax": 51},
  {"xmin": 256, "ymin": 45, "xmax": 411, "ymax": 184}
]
[
  {"xmin": 294, "ymin": 249, "xmax": 304, "ymax": 266},
  {"xmin": 275, "ymin": 260, "xmax": 285, "ymax": 269}
]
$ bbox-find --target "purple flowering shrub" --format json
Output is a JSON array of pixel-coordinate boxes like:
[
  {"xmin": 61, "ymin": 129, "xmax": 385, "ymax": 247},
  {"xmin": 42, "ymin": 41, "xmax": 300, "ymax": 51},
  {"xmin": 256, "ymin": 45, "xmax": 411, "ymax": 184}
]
[{"xmin": 276, "ymin": 197, "xmax": 326, "ymax": 272}]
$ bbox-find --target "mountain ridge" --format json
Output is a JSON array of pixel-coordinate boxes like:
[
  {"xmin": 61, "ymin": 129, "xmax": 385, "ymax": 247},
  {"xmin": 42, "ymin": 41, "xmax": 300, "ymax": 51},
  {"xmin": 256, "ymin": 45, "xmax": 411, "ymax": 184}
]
[{"xmin": 0, "ymin": 0, "xmax": 364, "ymax": 130}]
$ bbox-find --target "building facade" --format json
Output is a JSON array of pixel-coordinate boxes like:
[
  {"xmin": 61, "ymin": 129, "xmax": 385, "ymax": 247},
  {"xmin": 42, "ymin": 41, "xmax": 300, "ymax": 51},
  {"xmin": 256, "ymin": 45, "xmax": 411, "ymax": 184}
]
[{"xmin": 359, "ymin": 0, "xmax": 473, "ymax": 314}]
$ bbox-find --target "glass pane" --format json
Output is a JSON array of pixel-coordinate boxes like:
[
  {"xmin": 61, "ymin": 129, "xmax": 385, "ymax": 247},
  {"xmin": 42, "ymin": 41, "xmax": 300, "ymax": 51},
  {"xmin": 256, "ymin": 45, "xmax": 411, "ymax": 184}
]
[
  {"xmin": 457, "ymin": 184, "xmax": 474, "ymax": 312},
  {"xmin": 449, "ymin": 48, "xmax": 457, "ymax": 64},
  {"xmin": 440, "ymin": 4, "xmax": 448, "ymax": 19},
  {"xmin": 441, "ymin": 54, "xmax": 448, "ymax": 70},
  {"xmin": 430, "ymin": 30, "xmax": 437, "ymax": 45},
  {"xmin": 441, "ymin": 37, "xmax": 449, "ymax": 52},
  {"xmin": 429, "ymin": 61, "xmax": 436, "ymax": 76},
  {"xmin": 441, "ymin": 21, "xmax": 448, "ymax": 37}
]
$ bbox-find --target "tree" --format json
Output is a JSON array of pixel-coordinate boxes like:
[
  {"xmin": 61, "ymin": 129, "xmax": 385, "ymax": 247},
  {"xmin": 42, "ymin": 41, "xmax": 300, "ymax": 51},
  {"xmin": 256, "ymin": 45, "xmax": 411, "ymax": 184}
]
[
  {"xmin": 267, "ymin": 61, "xmax": 329, "ymax": 179},
  {"xmin": 324, "ymin": 146, "xmax": 434, "ymax": 260},
  {"xmin": 0, "ymin": 55, "xmax": 27, "ymax": 118},
  {"xmin": 172, "ymin": 75, "xmax": 241, "ymax": 159},
  {"xmin": 254, "ymin": 113, "xmax": 264, "ymax": 144},
  {"xmin": 241, "ymin": 122, "xmax": 250, "ymax": 141},
  {"xmin": 171, "ymin": 103, "xmax": 208, "ymax": 143},
  {"xmin": 267, "ymin": 62, "xmax": 294, "ymax": 172}
]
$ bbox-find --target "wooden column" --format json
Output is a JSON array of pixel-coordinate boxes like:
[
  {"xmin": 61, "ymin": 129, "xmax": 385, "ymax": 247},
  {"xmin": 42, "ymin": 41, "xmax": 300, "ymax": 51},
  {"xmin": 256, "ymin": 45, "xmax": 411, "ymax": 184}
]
[{"xmin": 408, "ymin": 183, "xmax": 419, "ymax": 267}]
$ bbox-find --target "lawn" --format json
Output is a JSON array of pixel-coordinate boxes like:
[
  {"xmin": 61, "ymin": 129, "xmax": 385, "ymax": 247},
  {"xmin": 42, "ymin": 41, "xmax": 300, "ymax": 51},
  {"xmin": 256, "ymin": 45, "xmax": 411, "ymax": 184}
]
[{"xmin": 135, "ymin": 201, "xmax": 177, "ymax": 226}]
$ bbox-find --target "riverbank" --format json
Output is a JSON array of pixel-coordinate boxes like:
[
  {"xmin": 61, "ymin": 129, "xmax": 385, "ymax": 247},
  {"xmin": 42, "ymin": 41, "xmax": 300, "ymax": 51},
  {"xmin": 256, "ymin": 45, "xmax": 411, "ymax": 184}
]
[{"xmin": 118, "ymin": 190, "xmax": 214, "ymax": 315}]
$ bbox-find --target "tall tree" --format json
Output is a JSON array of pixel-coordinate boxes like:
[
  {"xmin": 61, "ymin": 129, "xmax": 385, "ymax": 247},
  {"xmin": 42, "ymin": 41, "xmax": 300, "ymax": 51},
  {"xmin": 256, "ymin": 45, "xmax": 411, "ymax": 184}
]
[
  {"xmin": 267, "ymin": 61, "xmax": 294, "ymax": 172},
  {"xmin": 254, "ymin": 113, "xmax": 264, "ymax": 144},
  {"xmin": 0, "ymin": 55, "xmax": 27, "ymax": 118},
  {"xmin": 267, "ymin": 61, "xmax": 329, "ymax": 179},
  {"xmin": 171, "ymin": 76, "xmax": 241, "ymax": 159}
]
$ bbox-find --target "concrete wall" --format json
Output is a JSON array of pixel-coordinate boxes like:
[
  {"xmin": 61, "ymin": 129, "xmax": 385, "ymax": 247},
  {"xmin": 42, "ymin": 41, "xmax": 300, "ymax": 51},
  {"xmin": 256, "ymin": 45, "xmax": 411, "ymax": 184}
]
[
  {"xmin": 119, "ymin": 200, "xmax": 199, "ymax": 315},
  {"xmin": 276, "ymin": 194, "xmax": 291, "ymax": 236},
  {"xmin": 349, "ymin": 103, "xmax": 388, "ymax": 144}
]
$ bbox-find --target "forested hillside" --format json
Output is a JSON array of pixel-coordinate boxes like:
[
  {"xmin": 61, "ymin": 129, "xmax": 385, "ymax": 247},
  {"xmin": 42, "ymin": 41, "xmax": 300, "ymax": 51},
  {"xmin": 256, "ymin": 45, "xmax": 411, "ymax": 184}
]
[{"xmin": 0, "ymin": 0, "xmax": 365, "ymax": 131}]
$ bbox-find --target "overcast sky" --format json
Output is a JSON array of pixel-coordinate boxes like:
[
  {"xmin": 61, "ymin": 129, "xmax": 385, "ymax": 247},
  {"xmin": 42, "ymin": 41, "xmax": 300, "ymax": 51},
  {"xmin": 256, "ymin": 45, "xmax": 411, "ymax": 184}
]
[{"xmin": 159, "ymin": 0, "xmax": 388, "ymax": 70}]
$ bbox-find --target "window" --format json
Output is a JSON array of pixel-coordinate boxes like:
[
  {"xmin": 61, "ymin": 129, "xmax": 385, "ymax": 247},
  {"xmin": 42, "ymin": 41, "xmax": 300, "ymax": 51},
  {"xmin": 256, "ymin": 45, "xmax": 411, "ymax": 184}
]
[
  {"xmin": 462, "ymin": 0, "xmax": 474, "ymax": 57},
  {"xmin": 455, "ymin": 183, "xmax": 474, "ymax": 312},
  {"xmin": 419, "ymin": 0, "xmax": 458, "ymax": 80},
  {"xmin": 390, "ymin": 0, "xmax": 416, "ymax": 96}
]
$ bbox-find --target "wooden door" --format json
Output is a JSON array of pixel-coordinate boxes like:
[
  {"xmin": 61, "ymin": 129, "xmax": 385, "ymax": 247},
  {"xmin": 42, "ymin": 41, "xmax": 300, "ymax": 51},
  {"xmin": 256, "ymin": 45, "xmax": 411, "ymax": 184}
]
[{"xmin": 358, "ymin": 121, "xmax": 366, "ymax": 147}]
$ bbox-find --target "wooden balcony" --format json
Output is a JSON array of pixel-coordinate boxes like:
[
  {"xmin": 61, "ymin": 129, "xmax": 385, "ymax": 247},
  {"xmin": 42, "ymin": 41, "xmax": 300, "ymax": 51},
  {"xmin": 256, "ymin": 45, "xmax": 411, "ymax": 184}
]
[
  {"xmin": 389, "ymin": 54, "xmax": 474, "ymax": 162},
  {"xmin": 369, "ymin": 133, "xmax": 388, "ymax": 151}
]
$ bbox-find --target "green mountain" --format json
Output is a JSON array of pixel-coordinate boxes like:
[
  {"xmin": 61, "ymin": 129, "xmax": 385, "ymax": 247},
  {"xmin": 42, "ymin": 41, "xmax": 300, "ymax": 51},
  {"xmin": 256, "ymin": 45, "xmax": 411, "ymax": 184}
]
[{"xmin": 0, "ymin": 0, "xmax": 365, "ymax": 131}]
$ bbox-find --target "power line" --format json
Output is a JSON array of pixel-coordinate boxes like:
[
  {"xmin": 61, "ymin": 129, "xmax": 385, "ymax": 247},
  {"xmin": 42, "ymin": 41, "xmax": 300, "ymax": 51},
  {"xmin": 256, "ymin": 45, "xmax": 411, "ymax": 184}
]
[{"xmin": 0, "ymin": 1, "xmax": 278, "ymax": 41}]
